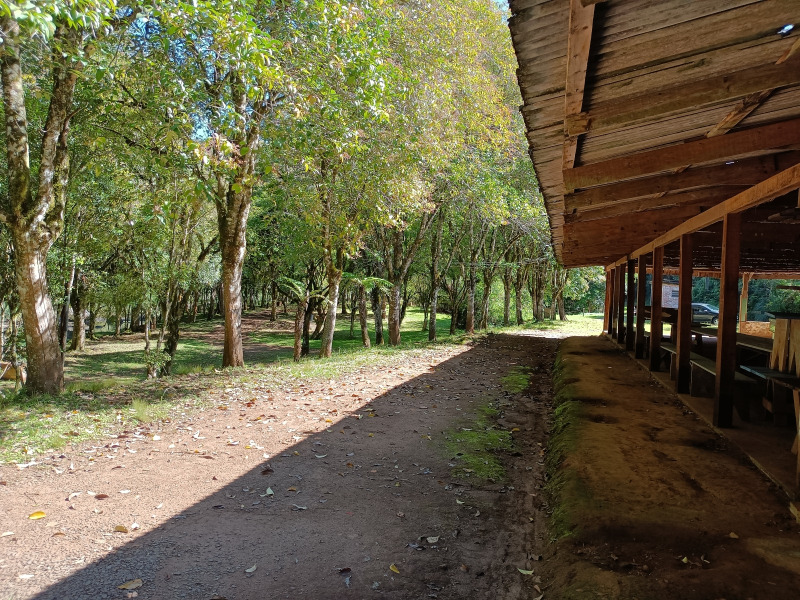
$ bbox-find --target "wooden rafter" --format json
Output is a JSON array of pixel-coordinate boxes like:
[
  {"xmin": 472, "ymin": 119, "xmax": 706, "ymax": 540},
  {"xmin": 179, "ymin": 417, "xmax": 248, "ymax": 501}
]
[
  {"xmin": 562, "ymin": 0, "xmax": 594, "ymax": 171},
  {"xmin": 564, "ymin": 118, "xmax": 800, "ymax": 192},
  {"xmin": 565, "ymin": 188, "xmax": 732, "ymax": 224},
  {"xmin": 564, "ymin": 152, "xmax": 800, "ymax": 211},
  {"xmin": 607, "ymin": 163, "xmax": 800, "ymax": 267},
  {"xmin": 565, "ymin": 58, "xmax": 800, "ymax": 137}
]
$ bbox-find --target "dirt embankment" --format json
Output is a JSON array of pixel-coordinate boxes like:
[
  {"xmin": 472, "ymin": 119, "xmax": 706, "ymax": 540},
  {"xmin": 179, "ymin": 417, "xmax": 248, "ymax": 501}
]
[{"xmin": 546, "ymin": 336, "xmax": 800, "ymax": 599}]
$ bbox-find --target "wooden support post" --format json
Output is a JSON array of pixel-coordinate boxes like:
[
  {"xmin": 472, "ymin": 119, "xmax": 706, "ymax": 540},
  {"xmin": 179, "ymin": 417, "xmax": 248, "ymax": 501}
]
[
  {"xmin": 603, "ymin": 270, "xmax": 612, "ymax": 333},
  {"xmin": 626, "ymin": 257, "xmax": 636, "ymax": 351},
  {"xmin": 635, "ymin": 255, "xmax": 647, "ymax": 359},
  {"xmin": 608, "ymin": 267, "xmax": 617, "ymax": 337},
  {"xmin": 649, "ymin": 247, "xmax": 664, "ymax": 371},
  {"xmin": 616, "ymin": 264, "xmax": 626, "ymax": 343},
  {"xmin": 676, "ymin": 234, "xmax": 693, "ymax": 393},
  {"xmin": 714, "ymin": 213, "xmax": 742, "ymax": 428},
  {"xmin": 739, "ymin": 272, "xmax": 752, "ymax": 324}
]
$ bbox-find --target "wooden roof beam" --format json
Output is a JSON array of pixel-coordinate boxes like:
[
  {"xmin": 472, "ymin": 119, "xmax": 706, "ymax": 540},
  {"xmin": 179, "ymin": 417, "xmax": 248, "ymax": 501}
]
[
  {"xmin": 565, "ymin": 152, "xmax": 800, "ymax": 211},
  {"xmin": 606, "ymin": 162, "xmax": 800, "ymax": 268},
  {"xmin": 563, "ymin": 0, "xmax": 595, "ymax": 171},
  {"xmin": 565, "ymin": 118, "xmax": 800, "ymax": 192},
  {"xmin": 566, "ymin": 58, "xmax": 800, "ymax": 137},
  {"xmin": 565, "ymin": 188, "xmax": 732, "ymax": 224}
]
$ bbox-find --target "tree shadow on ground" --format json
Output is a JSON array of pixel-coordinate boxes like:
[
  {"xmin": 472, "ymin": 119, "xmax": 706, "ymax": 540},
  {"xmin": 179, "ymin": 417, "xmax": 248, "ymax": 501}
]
[{"xmin": 16, "ymin": 334, "xmax": 551, "ymax": 600}]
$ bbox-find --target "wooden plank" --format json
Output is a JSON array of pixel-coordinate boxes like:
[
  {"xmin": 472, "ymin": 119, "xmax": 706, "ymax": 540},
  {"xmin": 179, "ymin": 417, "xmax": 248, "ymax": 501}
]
[
  {"xmin": 616, "ymin": 264, "xmax": 626, "ymax": 344},
  {"xmin": 777, "ymin": 36, "xmax": 800, "ymax": 65},
  {"xmin": 649, "ymin": 246, "xmax": 664, "ymax": 370},
  {"xmin": 714, "ymin": 213, "xmax": 741, "ymax": 428},
  {"xmin": 566, "ymin": 60, "xmax": 800, "ymax": 136},
  {"xmin": 564, "ymin": 118, "xmax": 800, "ymax": 192},
  {"xmin": 676, "ymin": 234, "xmax": 693, "ymax": 394},
  {"xmin": 626, "ymin": 257, "xmax": 636, "ymax": 351},
  {"xmin": 635, "ymin": 254, "xmax": 647, "ymax": 359},
  {"xmin": 706, "ymin": 90, "xmax": 775, "ymax": 138},
  {"xmin": 739, "ymin": 272, "xmax": 752, "ymax": 322},
  {"xmin": 565, "ymin": 189, "xmax": 732, "ymax": 223},
  {"xmin": 563, "ymin": 0, "xmax": 595, "ymax": 170},
  {"xmin": 565, "ymin": 152, "xmax": 800, "ymax": 211},
  {"xmin": 609, "ymin": 163, "xmax": 800, "ymax": 266}
]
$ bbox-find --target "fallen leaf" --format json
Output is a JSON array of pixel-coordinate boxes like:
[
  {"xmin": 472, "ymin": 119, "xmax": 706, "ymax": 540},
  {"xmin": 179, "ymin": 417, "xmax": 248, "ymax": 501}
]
[
  {"xmin": 518, "ymin": 568, "xmax": 534, "ymax": 575},
  {"xmin": 261, "ymin": 466, "xmax": 274, "ymax": 476},
  {"xmin": 315, "ymin": 454, "xmax": 327, "ymax": 459},
  {"xmin": 119, "ymin": 490, "xmax": 131, "ymax": 494},
  {"xmin": 131, "ymin": 523, "xmax": 140, "ymax": 530},
  {"xmin": 245, "ymin": 565, "xmax": 257, "ymax": 573},
  {"xmin": 118, "ymin": 578, "xmax": 143, "ymax": 590},
  {"xmin": 67, "ymin": 492, "xmax": 81, "ymax": 501},
  {"xmin": 265, "ymin": 488, "xmax": 274, "ymax": 496},
  {"xmin": 426, "ymin": 536, "xmax": 439, "ymax": 544},
  {"xmin": 52, "ymin": 531, "xmax": 66, "ymax": 537},
  {"xmin": 456, "ymin": 499, "xmax": 464, "ymax": 505},
  {"xmin": 389, "ymin": 563, "xmax": 400, "ymax": 574},
  {"xmin": 95, "ymin": 494, "xmax": 109, "ymax": 500},
  {"xmin": 28, "ymin": 511, "xmax": 46, "ymax": 520},
  {"xmin": 729, "ymin": 532, "xmax": 739, "ymax": 539},
  {"xmin": 291, "ymin": 504, "xmax": 307, "ymax": 510},
  {"xmin": 1, "ymin": 531, "xmax": 14, "ymax": 537},
  {"xmin": 114, "ymin": 525, "xmax": 129, "ymax": 533},
  {"xmin": 287, "ymin": 486, "xmax": 297, "ymax": 492},
  {"xmin": 19, "ymin": 574, "xmax": 34, "ymax": 580}
]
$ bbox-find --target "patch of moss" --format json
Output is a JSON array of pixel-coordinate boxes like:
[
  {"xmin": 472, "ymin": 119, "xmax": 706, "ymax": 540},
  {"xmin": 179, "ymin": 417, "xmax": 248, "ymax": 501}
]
[
  {"xmin": 443, "ymin": 401, "xmax": 513, "ymax": 481},
  {"xmin": 500, "ymin": 366, "xmax": 531, "ymax": 393},
  {"xmin": 543, "ymin": 347, "xmax": 593, "ymax": 542}
]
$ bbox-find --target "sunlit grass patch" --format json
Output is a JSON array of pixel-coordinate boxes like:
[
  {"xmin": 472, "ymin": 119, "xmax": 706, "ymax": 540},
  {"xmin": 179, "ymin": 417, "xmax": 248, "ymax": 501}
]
[{"xmin": 443, "ymin": 402, "xmax": 513, "ymax": 481}]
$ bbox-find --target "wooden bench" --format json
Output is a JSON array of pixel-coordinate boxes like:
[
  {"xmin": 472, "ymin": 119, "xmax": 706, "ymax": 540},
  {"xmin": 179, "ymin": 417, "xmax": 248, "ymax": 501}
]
[
  {"xmin": 689, "ymin": 353, "xmax": 756, "ymax": 420},
  {"xmin": 739, "ymin": 365, "xmax": 800, "ymax": 487},
  {"xmin": 659, "ymin": 342, "xmax": 677, "ymax": 378}
]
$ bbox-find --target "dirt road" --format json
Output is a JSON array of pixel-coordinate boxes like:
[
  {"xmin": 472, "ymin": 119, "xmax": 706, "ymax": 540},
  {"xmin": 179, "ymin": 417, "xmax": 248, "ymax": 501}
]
[{"xmin": 1, "ymin": 333, "xmax": 557, "ymax": 600}]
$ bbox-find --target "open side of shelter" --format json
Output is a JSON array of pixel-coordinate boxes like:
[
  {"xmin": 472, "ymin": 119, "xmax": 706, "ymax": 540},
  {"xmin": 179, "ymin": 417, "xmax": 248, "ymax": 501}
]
[{"xmin": 509, "ymin": 0, "xmax": 800, "ymax": 497}]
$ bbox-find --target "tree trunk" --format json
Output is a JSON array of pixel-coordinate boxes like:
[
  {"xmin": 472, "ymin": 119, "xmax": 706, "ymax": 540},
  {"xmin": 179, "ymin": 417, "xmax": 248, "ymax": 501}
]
[
  {"xmin": 429, "ymin": 287, "xmax": 440, "ymax": 341},
  {"xmin": 502, "ymin": 268, "xmax": 512, "ymax": 326},
  {"xmin": 270, "ymin": 280, "xmax": 278, "ymax": 321},
  {"xmin": 58, "ymin": 255, "xmax": 76, "ymax": 352},
  {"xmin": 69, "ymin": 288, "xmax": 86, "ymax": 352},
  {"xmin": 319, "ymin": 249, "xmax": 343, "ymax": 358},
  {"xmin": 465, "ymin": 267, "xmax": 476, "ymax": 335},
  {"xmin": 302, "ymin": 297, "xmax": 314, "ymax": 357},
  {"xmin": 372, "ymin": 288, "xmax": 384, "ymax": 345},
  {"xmin": 293, "ymin": 294, "xmax": 307, "ymax": 362},
  {"xmin": 87, "ymin": 304, "xmax": 97, "ymax": 340},
  {"xmin": 14, "ymin": 240, "xmax": 63, "ymax": 392},
  {"xmin": 387, "ymin": 283, "xmax": 402, "ymax": 345},
  {"xmin": 358, "ymin": 284, "xmax": 370, "ymax": 348}
]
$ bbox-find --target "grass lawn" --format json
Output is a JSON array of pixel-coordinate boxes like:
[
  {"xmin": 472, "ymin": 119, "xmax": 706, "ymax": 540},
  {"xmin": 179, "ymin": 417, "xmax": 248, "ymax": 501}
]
[{"xmin": 0, "ymin": 308, "xmax": 600, "ymax": 464}]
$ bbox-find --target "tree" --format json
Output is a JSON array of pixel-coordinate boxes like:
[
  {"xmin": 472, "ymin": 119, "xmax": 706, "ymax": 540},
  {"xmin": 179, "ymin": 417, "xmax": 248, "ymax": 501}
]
[{"xmin": 0, "ymin": 3, "xmax": 118, "ymax": 393}]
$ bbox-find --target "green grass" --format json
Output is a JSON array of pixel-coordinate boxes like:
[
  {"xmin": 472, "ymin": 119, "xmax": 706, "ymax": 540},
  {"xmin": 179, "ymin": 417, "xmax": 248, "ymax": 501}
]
[
  {"xmin": 0, "ymin": 307, "xmax": 596, "ymax": 465},
  {"xmin": 443, "ymin": 402, "xmax": 513, "ymax": 481}
]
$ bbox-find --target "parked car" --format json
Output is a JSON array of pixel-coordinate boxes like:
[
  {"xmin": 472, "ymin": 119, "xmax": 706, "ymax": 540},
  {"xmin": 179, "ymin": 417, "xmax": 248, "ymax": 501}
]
[{"xmin": 692, "ymin": 303, "xmax": 719, "ymax": 325}]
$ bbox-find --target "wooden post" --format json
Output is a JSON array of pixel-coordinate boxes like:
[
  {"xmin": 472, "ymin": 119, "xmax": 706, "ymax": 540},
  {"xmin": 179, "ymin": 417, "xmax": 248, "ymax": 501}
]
[
  {"xmin": 608, "ymin": 267, "xmax": 617, "ymax": 337},
  {"xmin": 635, "ymin": 255, "xmax": 647, "ymax": 358},
  {"xmin": 626, "ymin": 257, "xmax": 636, "ymax": 351},
  {"xmin": 649, "ymin": 247, "xmax": 664, "ymax": 371},
  {"xmin": 739, "ymin": 272, "xmax": 752, "ymax": 324},
  {"xmin": 603, "ymin": 269, "xmax": 612, "ymax": 333},
  {"xmin": 616, "ymin": 264, "xmax": 626, "ymax": 343},
  {"xmin": 714, "ymin": 213, "xmax": 741, "ymax": 428},
  {"xmin": 676, "ymin": 234, "xmax": 693, "ymax": 393}
]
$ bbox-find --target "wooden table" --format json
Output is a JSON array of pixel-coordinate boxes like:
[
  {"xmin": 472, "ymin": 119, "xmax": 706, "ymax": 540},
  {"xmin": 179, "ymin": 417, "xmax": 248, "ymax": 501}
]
[{"xmin": 767, "ymin": 313, "xmax": 800, "ymax": 376}]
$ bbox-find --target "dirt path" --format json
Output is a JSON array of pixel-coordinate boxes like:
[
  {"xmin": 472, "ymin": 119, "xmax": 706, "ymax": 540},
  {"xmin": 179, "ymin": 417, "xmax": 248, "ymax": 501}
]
[{"xmin": 1, "ymin": 333, "xmax": 557, "ymax": 600}]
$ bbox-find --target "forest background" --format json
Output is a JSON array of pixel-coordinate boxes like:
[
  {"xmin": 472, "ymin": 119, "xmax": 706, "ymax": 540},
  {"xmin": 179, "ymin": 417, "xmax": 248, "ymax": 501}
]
[{"xmin": 0, "ymin": 0, "xmax": 795, "ymax": 397}]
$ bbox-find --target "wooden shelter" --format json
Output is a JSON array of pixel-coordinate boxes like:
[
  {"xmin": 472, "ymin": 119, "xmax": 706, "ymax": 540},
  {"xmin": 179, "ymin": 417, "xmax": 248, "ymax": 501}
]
[{"xmin": 509, "ymin": 0, "xmax": 800, "ymax": 487}]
